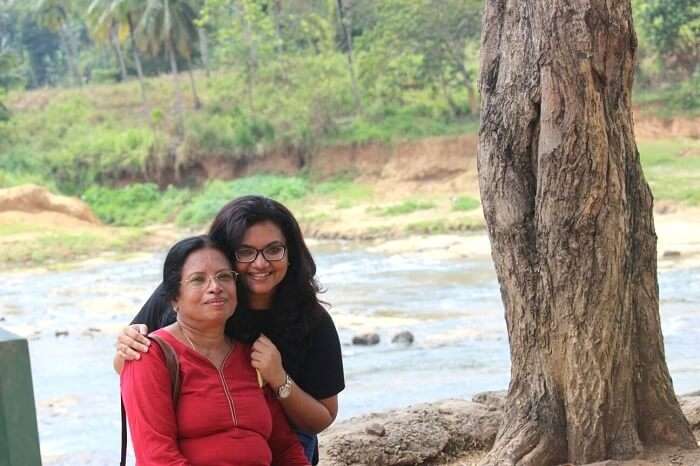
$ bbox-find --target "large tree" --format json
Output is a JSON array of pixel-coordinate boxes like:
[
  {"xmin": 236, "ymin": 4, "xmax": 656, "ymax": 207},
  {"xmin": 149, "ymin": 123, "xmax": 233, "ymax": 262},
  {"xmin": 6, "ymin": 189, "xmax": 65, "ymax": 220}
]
[{"xmin": 477, "ymin": 1, "xmax": 697, "ymax": 465}]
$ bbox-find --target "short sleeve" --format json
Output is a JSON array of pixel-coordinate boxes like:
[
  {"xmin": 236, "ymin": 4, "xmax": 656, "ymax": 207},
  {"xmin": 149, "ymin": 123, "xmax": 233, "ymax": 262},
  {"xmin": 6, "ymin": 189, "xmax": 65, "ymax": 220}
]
[
  {"xmin": 295, "ymin": 310, "xmax": 345, "ymax": 400},
  {"xmin": 130, "ymin": 282, "xmax": 176, "ymax": 331}
]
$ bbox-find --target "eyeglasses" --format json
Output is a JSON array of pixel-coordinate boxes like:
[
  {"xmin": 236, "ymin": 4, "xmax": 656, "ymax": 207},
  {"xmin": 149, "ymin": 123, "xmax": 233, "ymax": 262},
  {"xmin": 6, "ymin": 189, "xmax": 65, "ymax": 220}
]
[
  {"xmin": 234, "ymin": 244, "xmax": 287, "ymax": 263},
  {"xmin": 182, "ymin": 270, "xmax": 239, "ymax": 289}
]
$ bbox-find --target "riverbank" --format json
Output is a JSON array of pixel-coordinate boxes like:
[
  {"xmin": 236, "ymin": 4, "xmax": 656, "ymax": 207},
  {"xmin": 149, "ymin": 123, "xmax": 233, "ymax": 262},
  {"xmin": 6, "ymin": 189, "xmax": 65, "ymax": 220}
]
[
  {"xmin": 318, "ymin": 391, "xmax": 700, "ymax": 466},
  {"xmin": 3, "ymin": 202, "xmax": 699, "ymax": 273}
]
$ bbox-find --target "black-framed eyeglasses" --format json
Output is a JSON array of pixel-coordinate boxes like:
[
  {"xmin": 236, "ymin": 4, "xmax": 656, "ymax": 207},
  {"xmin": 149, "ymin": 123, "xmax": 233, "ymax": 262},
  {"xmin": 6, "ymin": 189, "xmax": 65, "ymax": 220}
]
[
  {"xmin": 234, "ymin": 244, "xmax": 287, "ymax": 263},
  {"xmin": 182, "ymin": 270, "xmax": 239, "ymax": 289}
]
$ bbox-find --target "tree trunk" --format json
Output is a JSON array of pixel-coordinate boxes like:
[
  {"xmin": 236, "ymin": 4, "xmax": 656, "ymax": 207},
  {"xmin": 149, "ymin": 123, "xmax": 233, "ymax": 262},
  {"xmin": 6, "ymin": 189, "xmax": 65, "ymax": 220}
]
[
  {"xmin": 335, "ymin": 0, "xmax": 362, "ymax": 114},
  {"xmin": 59, "ymin": 25, "xmax": 82, "ymax": 87},
  {"xmin": 477, "ymin": 1, "xmax": 697, "ymax": 465},
  {"xmin": 241, "ymin": 6, "xmax": 257, "ymax": 114},
  {"xmin": 111, "ymin": 23, "xmax": 128, "ymax": 82},
  {"xmin": 187, "ymin": 58, "xmax": 201, "ymax": 109},
  {"xmin": 167, "ymin": 38, "xmax": 184, "ymax": 135},
  {"xmin": 127, "ymin": 13, "xmax": 146, "ymax": 103},
  {"xmin": 197, "ymin": 27, "xmax": 210, "ymax": 79}
]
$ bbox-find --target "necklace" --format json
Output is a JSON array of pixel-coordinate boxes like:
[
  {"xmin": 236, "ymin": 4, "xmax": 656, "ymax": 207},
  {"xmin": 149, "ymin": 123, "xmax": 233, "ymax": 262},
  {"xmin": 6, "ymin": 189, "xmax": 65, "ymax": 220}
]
[
  {"xmin": 177, "ymin": 322, "xmax": 232, "ymax": 356},
  {"xmin": 180, "ymin": 324, "xmax": 198, "ymax": 352}
]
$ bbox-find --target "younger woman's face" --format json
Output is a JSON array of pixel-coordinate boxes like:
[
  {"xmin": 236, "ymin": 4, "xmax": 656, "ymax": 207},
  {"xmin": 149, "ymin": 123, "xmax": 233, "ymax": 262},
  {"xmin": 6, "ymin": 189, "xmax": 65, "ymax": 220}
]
[{"xmin": 235, "ymin": 221, "xmax": 289, "ymax": 309}]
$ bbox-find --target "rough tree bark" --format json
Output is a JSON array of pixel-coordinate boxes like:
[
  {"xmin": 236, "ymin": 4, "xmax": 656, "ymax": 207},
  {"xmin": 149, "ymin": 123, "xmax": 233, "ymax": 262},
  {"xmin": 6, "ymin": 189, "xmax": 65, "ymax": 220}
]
[{"xmin": 477, "ymin": 1, "xmax": 697, "ymax": 465}]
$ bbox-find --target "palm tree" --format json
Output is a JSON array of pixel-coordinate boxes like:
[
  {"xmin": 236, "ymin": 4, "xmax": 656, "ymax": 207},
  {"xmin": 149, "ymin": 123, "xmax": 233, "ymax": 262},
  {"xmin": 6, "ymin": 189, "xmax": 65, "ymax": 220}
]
[
  {"xmin": 86, "ymin": 1, "xmax": 128, "ymax": 81},
  {"xmin": 35, "ymin": 0, "xmax": 83, "ymax": 86},
  {"xmin": 87, "ymin": 0, "xmax": 147, "ymax": 102},
  {"xmin": 138, "ymin": 0, "xmax": 201, "ymax": 119}
]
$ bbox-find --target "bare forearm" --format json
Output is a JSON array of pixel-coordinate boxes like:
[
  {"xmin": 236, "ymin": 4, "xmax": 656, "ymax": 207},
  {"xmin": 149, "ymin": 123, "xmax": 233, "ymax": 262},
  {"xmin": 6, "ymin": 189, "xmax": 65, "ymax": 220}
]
[
  {"xmin": 113, "ymin": 354, "xmax": 125, "ymax": 374},
  {"xmin": 279, "ymin": 388, "xmax": 337, "ymax": 433}
]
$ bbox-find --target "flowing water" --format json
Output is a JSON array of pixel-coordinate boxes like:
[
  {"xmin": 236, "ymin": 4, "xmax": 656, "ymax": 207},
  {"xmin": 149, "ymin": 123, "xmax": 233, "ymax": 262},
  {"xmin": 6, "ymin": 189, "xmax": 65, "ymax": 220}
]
[{"xmin": 0, "ymin": 239, "xmax": 698, "ymax": 464}]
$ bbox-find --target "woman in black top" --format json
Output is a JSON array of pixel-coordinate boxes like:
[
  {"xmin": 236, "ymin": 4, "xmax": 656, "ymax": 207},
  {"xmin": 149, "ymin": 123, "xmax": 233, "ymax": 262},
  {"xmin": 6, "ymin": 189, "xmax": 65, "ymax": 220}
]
[{"xmin": 113, "ymin": 195, "xmax": 345, "ymax": 464}]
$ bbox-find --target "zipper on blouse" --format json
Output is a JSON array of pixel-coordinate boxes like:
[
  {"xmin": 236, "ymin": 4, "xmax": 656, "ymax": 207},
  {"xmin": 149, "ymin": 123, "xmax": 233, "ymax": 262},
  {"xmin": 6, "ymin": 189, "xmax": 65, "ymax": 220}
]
[{"xmin": 216, "ymin": 349, "xmax": 238, "ymax": 426}]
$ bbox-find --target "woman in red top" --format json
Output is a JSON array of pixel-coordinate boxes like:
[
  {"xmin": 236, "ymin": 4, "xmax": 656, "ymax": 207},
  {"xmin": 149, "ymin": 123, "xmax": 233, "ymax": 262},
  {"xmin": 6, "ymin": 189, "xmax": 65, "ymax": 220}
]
[{"xmin": 120, "ymin": 235, "xmax": 309, "ymax": 466}]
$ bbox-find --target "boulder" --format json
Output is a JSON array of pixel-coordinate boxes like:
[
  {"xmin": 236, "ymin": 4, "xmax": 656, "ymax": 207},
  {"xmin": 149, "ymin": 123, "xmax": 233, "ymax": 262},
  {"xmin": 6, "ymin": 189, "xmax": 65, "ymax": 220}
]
[
  {"xmin": 471, "ymin": 390, "xmax": 507, "ymax": 412},
  {"xmin": 352, "ymin": 333, "xmax": 380, "ymax": 346},
  {"xmin": 391, "ymin": 331, "xmax": 414, "ymax": 345},
  {"xmin": 319, "ymin": 399, "xmax": 501, "ymax": 466},
  {"xmin": 679, "ymin": 396, "xmax": 700, "ymax": 430}
]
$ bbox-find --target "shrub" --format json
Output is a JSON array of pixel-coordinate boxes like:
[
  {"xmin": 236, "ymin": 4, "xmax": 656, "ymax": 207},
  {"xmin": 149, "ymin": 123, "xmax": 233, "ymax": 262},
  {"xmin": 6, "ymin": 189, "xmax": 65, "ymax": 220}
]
[
  {"xmin": 176, "ymin": 175, "xmax": 310, "ymax": 227},
  {"xmin": 452, "ymin": 196, "xmax": 480, "ymax": 211},
  {"xmin": 82, "ymin": 183, "xmax": 189, "ymax": 226}
]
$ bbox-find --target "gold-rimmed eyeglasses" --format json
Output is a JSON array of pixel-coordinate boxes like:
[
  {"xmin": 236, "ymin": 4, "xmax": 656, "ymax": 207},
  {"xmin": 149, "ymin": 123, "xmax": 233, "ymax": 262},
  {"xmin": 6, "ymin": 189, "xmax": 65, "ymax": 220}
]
[{"xmin": 181, "ymin": 270, "xmax": 239, "ymax": 289}]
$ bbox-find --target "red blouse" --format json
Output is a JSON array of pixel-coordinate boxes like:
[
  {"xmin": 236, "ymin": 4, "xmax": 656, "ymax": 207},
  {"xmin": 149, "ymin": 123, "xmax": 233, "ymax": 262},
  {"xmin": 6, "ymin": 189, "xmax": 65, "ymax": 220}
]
[{"xmin": 121, "ymin": 329, "xmax": 310, "ymax": 466}]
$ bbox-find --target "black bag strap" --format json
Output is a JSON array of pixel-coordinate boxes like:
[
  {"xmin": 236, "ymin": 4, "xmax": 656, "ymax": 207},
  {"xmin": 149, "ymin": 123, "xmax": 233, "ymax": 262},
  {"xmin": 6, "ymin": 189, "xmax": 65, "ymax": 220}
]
[{"xmin": 120, "ymin": 334, "xmax": 181, "ymax": 465}]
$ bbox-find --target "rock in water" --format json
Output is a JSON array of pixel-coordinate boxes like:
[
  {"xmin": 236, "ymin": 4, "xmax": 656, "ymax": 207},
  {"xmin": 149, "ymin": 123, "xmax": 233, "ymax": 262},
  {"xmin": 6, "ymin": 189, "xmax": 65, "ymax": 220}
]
[
  {"xmin": 352, "ymin": 333, "xmax": 380, "ymax": 345},
  {"xmin": 391, "ymin": 330, "xmax": 414, "ymax": 345}
]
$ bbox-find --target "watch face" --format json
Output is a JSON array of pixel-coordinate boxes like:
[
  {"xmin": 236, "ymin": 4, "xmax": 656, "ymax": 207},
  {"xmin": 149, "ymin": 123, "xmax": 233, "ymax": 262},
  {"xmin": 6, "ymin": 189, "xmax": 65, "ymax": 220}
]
[{"xmin": 278, "ymin": 383, "xmax": 292, "ymax": 399}]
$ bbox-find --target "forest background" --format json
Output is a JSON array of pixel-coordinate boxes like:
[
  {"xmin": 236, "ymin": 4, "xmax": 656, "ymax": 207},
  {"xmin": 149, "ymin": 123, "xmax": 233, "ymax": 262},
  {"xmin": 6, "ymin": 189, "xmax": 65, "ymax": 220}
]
[{"xmin": 0, "ymin": 0, "xmax": 698, "ymax": 266}]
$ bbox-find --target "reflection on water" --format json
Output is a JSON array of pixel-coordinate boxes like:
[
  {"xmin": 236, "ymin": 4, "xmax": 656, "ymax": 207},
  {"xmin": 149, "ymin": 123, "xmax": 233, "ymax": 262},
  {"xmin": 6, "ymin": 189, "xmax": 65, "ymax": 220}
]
[{"xmin": 0, "ymin": 241, "xmax": 698, "ymax": 464}]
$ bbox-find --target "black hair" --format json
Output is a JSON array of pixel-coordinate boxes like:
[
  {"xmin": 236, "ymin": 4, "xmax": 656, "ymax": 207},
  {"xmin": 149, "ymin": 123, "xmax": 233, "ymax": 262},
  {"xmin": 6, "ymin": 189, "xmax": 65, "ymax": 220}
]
[
  {"xmin": 208, "ymin": 196, "xmax": 324, "ymax": 361},
  {"xmin": 162, "ymin": 235, "xmax": 229, "ymax": 303}
]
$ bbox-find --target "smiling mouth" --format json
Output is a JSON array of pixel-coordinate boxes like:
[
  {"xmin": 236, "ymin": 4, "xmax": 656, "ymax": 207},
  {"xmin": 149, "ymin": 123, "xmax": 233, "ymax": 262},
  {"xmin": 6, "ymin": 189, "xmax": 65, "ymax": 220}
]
[
  {"xmin": 206, "ymin": 298, "xmax": 227, "ymax": 305},
  {"xmin": 247, "ymin": 272, "xmax": 272, "ymax": 281}
]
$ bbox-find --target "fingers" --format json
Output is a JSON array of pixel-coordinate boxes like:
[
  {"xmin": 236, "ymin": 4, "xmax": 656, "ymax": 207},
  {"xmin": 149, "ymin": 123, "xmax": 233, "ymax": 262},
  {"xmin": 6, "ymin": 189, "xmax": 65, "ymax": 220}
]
[
  {"xmin": 252, "ymin": 334, "xmax": 275, "ymax": 352},
  {"xmin": 117, "ymin": 325, "xmax": 151, "ymax": 354},
  {"xmin": 116, "ymin": 342, "xmax": 143, "ymax": 361}
]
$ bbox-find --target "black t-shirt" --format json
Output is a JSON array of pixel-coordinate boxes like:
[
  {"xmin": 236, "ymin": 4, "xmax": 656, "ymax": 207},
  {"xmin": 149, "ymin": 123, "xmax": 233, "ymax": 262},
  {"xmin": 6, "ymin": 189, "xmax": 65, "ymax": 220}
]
[{"xmin": 130, "ymin": 283, "xmax": 345, "ymax": 400}]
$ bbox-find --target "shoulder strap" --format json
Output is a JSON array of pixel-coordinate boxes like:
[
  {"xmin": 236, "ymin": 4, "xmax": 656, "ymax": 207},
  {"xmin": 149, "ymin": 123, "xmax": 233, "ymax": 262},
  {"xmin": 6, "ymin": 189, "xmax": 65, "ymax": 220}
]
[
  {"xmin": 120, "ymin": 334, "xmax": 181, "ymax": 465},
  {"xmin": 149, "ymin": 334, "xmax": 181, "ymax": 402}
]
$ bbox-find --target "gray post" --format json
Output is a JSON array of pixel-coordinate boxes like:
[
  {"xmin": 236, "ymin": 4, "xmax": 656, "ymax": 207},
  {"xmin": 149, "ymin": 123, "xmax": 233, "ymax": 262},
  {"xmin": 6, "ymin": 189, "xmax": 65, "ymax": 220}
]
[{"xmin": 0, "ymin": 328, "xmax": 42, "ymax": 466}]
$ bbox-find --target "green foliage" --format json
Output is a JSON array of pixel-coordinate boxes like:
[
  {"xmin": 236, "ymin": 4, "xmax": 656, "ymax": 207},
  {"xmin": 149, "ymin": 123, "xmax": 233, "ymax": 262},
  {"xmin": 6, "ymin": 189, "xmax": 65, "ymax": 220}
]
[
  {"xmin": 176, "ymin": 175, "xmax": 310, "ymax": 226},
  {"xmin": 82, "ymin": 183, "xmax": 190, "ymax": 226},
  {"xmin": 635, "ymin": 74, "xmax": 700, "ymax": 115},
  {"xmin": 374, "ymin": 200, "xmax": 436, "ymax": 217},
  {"xmin": 184, "ymin": 108, "xmax": 275, "ymax": 157},
  {"xmin": 452, "ymin": 195, "xmax": 480, "ymax": 211},
  {"xmin": 634, "ymin": 0, "xmax": 699, "ymax": 77},
  {"xmin": 639, "ymin": 138, "xmax": 700, "ymax": 205},
  {"xmin": 312, "ymin": 176, "xmax": 373, "ymax": 208}
]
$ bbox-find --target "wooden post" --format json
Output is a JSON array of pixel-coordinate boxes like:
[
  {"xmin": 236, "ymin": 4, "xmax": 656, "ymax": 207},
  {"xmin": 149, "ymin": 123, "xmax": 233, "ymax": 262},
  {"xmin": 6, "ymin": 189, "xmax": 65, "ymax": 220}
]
[{"xmin": 0, "ymin": 328, "xmax": 42, "ymax": 466}]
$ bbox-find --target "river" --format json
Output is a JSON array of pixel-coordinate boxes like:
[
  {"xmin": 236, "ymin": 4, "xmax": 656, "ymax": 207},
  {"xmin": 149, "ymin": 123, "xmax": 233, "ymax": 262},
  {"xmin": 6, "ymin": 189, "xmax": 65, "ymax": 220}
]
[{"xmin": 0, "ymin": 239, "xmax": 698, "ymax": 465}]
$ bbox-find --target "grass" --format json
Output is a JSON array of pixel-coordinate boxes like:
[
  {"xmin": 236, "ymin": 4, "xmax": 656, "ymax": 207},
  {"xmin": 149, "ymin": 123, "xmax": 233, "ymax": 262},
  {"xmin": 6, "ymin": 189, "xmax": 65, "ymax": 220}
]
[
  {"xmin": 374, "ymin": 200, "xmax": 436, "ymax": 217},
  {"xmin": 452, "ymin": 196, "xmax": 480, "ymax": 212},
  {"xmin": 0, "ymin": 226, "xmax": 144, "ymax": 267},
  {"xmin": 638, "ymin": 138, "xmax": 700, "ymax": 205}
]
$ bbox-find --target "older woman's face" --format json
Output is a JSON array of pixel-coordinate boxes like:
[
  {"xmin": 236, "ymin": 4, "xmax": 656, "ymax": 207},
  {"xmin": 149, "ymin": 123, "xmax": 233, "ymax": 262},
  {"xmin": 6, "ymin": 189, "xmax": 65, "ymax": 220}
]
[
  {"xmin": 234, "ymin": 221, "xmax": 289, "ymax": 309},
  {"xmin": 174, "ymin": 248, "xmax": 237, "ymax": 324}
]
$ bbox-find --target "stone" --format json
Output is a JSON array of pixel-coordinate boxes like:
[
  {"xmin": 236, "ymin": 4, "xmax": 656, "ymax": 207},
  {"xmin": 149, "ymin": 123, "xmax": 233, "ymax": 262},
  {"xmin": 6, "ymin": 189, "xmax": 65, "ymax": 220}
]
[
  {"xmin": 391, "ymin": 330, "xmax": 414, "ymax": 345},
  {"xmin": 472, "ymin": 390, "xmax": 507, "ymax": 411},
  {"xmin": 365, "ymin": 423, "xmax": 386, "ymax": 437},
  {"xmin": 319, "ymin": 399, "xmax": 501, "ymax": 466},
  {"xmin": 679, "ymin": 395, "xmax": 700, "ymax": 429},
  {"xmin": 352, "ymin": 333, "xmax": 380, "ymax": 345}
]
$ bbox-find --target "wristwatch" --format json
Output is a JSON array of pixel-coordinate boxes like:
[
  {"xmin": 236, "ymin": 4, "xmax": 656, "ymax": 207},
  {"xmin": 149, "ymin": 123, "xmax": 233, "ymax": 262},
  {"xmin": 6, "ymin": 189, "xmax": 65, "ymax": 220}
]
[{"xmin": 275, "ymin": 373, "xmax": 293, "ymax": 399}]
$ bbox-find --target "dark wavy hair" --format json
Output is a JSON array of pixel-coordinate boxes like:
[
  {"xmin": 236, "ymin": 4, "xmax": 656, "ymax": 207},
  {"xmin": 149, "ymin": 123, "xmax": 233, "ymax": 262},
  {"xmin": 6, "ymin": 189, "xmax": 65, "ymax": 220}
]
[
  {"xmin": 208, "ymin": 196, "xmax": 324, "ymax": 361},
  {"xmin": 162, "ymin": 235, "xmax": 229, "ymax": 302}
]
